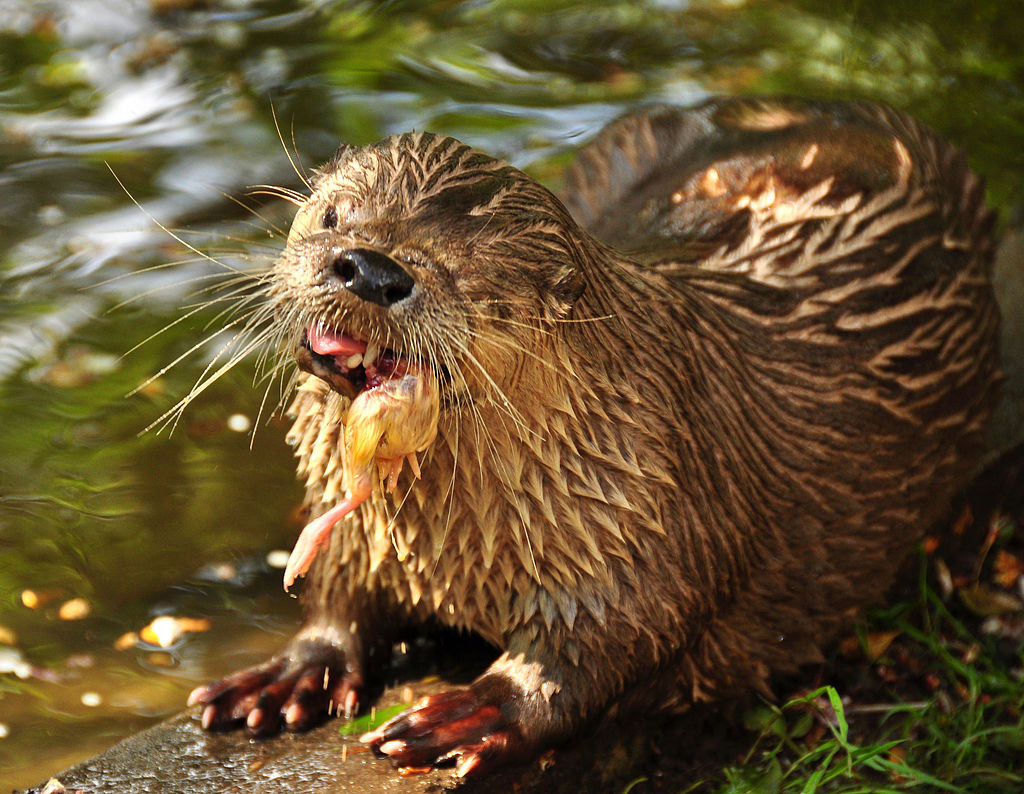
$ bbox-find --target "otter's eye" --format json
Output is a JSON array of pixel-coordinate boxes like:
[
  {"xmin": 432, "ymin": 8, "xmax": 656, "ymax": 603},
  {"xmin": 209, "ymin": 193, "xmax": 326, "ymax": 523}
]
[{"xmin": 323, "ymin": 207, "xmax": 338, "ymax": 229}]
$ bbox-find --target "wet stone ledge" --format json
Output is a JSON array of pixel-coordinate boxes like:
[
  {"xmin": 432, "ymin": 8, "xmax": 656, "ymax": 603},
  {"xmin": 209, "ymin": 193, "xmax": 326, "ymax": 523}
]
[
  {"xmin": 21, "ymin": 679, "xmax": 467, "ymax": 794},
  {"xmin": 20, "ymin": 676, "xmax": 744, "ymax": 794}
]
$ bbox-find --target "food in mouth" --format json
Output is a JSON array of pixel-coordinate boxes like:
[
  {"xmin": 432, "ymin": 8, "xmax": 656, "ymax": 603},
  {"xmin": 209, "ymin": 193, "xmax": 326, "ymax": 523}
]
[{"xmin": 283, "ymin": 323, "xmax": 440, "ymax": 589}]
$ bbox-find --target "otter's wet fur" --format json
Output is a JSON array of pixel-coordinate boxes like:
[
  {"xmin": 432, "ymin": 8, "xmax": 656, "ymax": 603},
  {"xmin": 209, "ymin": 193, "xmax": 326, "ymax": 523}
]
[{"xmin": 192, "ymin": 97, "xmax": 1000, "ymax": 773}]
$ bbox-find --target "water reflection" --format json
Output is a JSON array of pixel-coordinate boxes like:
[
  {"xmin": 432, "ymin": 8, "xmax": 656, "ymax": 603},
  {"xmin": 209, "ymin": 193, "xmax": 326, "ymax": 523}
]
[{"xmin": 1, "ymin": 0, "xmax": 1022, "ymax": 788}]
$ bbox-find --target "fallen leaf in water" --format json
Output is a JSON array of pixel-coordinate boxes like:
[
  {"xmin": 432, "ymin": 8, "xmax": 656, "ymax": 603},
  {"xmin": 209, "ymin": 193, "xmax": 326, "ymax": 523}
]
[
  {"xmin": 959, "ymin": 584, "xmax": 1024, "ymax": 616},
  {"xmin": 21, "ymin": 589, "xmax": 65, "ymax": 609},
  {"xmin": 58, "ymin": 598, "xmax": 91, "ymax": 621},
  {"xmin": 140, "ymin": 615, "xmax": 211, "ymax": 647}
]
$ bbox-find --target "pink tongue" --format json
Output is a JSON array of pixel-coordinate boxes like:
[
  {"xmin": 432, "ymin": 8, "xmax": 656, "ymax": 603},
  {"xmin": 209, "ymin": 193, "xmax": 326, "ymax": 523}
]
[{"xmin": 308, "ymin": 324, "xmax": 367, "ymax": 357}]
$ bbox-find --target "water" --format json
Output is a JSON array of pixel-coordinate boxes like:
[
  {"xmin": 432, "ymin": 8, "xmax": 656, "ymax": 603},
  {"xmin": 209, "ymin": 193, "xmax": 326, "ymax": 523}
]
[{"xmin": 1, "ymin": 0, "xmax": 1022, "ymax": 787}]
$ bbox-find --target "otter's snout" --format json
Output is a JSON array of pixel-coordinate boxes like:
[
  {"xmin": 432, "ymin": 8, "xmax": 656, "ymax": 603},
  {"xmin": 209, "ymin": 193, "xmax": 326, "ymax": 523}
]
[{"xmin": 329, "ymin": 248, "xmax": 415, "ymax": 308}]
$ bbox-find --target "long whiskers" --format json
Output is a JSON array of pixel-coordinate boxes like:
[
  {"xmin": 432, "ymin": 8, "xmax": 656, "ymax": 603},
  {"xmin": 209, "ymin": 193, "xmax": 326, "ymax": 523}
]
[
  {"xmin": 142, "ymin": 306, "xmax": 280, "ymax": 434},
  {"xmin": 107, "ymin": 166, "xmax": 263, "ymax": 279},
  {"xmin": 270, "ymin": 103, "xmax": 314, "ymax": 194},
  {"xmin": 108, "ymin": 159, "xmax": 311, "ymax": 444},
  {"xmin": 220, "ymin": 190, "xmax": 293, "ymax": 238},
  {"xmin": 248, "ymin": 186, "xmax": 306, "ymax": 206},
  {"xmin": 120, "ymin": 285, "xmax": 265, "ymax": 360}
]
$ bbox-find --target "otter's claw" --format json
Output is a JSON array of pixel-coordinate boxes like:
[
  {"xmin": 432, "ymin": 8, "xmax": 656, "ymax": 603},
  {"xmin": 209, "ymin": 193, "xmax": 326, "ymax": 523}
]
[
  {"xmin": 360, "ymin": 689, "xmax": 526, "ymax": 777},
  {"xmin": 188, "ymin": 641, "xmax": 362, "ymax": 736}
]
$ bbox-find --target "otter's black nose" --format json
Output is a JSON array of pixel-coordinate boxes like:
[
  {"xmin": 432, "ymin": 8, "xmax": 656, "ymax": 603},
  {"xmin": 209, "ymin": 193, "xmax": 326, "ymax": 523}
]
[{"xmin": 330, "ymin": 248, "xmax": 415, "ymax": 307}]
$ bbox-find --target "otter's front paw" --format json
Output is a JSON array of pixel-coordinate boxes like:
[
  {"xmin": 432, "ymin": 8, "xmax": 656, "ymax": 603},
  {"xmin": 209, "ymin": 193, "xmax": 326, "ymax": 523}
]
[
  {"xmin": 187, "ymin": 636, "xmax": 362, "ymax": 736},
  {"xmin": 360, "ymin": 688, "xmax": 528, "ymax": 777}
]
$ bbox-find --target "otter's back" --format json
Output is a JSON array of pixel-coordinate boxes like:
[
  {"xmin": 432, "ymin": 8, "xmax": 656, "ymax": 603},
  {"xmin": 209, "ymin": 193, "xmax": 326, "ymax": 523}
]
[
  {"xmin": 561, "ymin": 98, "xmax": 995, "ymax": 273},
  {"xmin": 562, "ymin": 96, "xmax": 1001, "ymax": 554}
]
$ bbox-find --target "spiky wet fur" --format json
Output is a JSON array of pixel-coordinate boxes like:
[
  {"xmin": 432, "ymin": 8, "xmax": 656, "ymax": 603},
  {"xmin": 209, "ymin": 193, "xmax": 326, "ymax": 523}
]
[{"xmin": 273, "ymin": 97, "xmax": 999, "ymax": 745}]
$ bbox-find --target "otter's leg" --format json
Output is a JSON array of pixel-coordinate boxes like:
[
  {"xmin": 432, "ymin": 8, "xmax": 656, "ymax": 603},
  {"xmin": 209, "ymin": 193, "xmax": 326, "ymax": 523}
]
[
  {"xmin": 361, "ymin": 592, "xmax": 654, "ymax": 777},
  {"xmin": 360, "ymin": 651, "xmax": 558, "ymax": 776},
  {"xmin": 188, "ymin": 612, "xmax": 388, "ymax": 736}
]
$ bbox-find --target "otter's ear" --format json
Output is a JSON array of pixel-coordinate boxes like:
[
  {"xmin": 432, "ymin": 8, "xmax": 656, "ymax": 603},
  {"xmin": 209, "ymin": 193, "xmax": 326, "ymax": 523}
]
[
  {"xmin": 313, "ymin": 144, "xmax": 355, "ymax": 186},
  {"xmin": 544, "ymin": 266, "xmax": 586, "ymax": 318},
  {"xmin": 556, "ymin": 268, "xmax": 586, "ymax": 305}
]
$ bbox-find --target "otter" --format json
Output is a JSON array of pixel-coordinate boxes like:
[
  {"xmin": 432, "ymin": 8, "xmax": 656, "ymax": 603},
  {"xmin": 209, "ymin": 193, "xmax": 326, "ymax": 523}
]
[{"xmin": 187, "ymin": 97, "xmax": 1000, "ymax": 777}]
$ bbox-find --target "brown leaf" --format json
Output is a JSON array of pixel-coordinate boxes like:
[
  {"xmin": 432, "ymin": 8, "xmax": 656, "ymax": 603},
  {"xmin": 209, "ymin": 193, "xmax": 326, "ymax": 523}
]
[
  {"xmin": 959, "ymin": 584, "xmax": 1024, "ymax": 616},
  {"xmin": 864, "ymin": 630, "xmax": 901, "ymax": 661},
  {"xmin": 993, "ymin": 550, "xmax": 1024, "ymax": 589},
  {"xmin": 838, "ymin": 631, "xmax": 901, "ymax": 661},
  {"xmin": 888, "ymin": 745, "xmax": 907, "ymax": 782}
]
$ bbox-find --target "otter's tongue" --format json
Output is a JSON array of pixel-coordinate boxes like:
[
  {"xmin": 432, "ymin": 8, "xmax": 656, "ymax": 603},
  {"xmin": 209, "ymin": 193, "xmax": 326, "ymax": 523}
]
[{"xmin": 308, "ymin": 324, "xmax": 366, "ymax": 360}]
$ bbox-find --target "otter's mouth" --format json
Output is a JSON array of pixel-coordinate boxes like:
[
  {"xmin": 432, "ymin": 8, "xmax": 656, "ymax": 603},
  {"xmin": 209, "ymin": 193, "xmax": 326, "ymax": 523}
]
[
  {"xmin": 297, "ymin": 323, "xmax": 410, "ymax": 399},
  {"xmin": 284, "ymin": 322, "xmax": 442, "ymax": 590}
]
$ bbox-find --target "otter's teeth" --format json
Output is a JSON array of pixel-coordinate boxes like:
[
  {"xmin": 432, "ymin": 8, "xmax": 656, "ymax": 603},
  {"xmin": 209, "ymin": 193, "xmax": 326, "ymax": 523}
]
[
  {"xmin": 345, "ymin": 353, "xmax": 363, "ymax": 369},
  {"xmin": 363, "ymin": 342, "xmax": 380, "ymax": 369}
]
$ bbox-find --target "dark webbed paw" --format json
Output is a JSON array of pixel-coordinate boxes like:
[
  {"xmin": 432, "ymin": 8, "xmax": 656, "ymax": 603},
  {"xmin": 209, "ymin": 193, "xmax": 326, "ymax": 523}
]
[
  {"xmin": 360, "ymin": 688, "xmax": 528, "ymax": 777},
  {"xmin": 188, "ymin": 635, "xmax": 362, "ymax": 736}
]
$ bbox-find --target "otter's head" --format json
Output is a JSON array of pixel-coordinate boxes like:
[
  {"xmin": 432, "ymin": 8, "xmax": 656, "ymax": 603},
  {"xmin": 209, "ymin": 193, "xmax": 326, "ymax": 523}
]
[{"xmin": 271, "ymin": 132, "xmax": 589, "ymax": 418}]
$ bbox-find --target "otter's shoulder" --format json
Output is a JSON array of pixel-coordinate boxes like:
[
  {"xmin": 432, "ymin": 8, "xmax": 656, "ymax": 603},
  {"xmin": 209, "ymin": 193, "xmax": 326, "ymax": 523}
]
[{"xmin": 561, "ymin": 97, "xmax": 994, "ymax": 271}]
